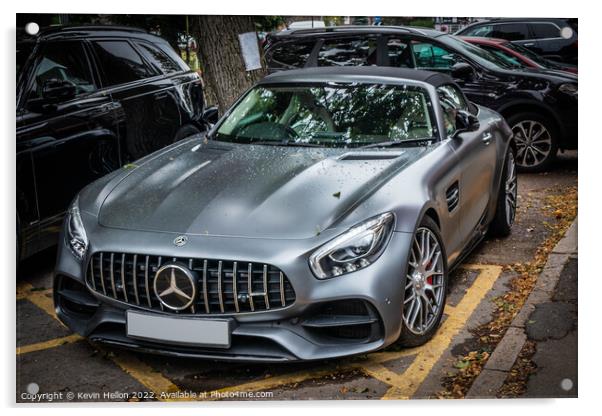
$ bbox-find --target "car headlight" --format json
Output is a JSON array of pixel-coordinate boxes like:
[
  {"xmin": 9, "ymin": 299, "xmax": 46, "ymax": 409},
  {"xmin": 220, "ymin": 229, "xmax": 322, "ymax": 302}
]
[
  {"xmin": 558, "ymin": 83, "xmax": 577, "ymax": 97},
  {"xmin": 65, "ymin": 196, "xmax": 88, "ymax": 260},
  {"xmin": 309, "ymin": 212, "xmax": 394, "ymax": 279}
]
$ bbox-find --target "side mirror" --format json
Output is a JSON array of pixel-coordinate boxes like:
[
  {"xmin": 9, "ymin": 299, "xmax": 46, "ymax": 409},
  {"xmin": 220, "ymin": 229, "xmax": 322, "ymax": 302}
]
[
  {"xmin": 202, "ymin": 106, "xmax": 219, "ymax": 125},
  {"xmin": 451, "ymin": 62, "xmax": 474, "ymax": 81},
  {"xmin": 41, "ymin": 79, "xmax": 76, "ymax": 102},
  {"xmin": 453, "ymin": 110, "xmax": 479, "ymax": 137}
]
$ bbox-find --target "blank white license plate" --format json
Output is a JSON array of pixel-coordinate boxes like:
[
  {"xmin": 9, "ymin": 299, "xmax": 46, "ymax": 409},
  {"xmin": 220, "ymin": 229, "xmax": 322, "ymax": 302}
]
[{"xmin": 126, "ymin": 310, "xmax": 232, "ymax": 348}]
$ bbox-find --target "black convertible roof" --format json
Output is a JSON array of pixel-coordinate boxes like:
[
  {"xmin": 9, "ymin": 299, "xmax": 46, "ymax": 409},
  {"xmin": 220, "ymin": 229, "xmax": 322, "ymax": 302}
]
[{"xmin": 260, "ymin": 66, "xmax": 454, "ymax": 88}]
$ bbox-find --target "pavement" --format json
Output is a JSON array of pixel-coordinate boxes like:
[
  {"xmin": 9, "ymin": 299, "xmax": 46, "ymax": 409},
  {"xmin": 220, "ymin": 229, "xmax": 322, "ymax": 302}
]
[
  {"xmin": 466, "ymin": 217, "xmax": 578, "ymax": 398},
  {"xmin": 15, "ymin": 151, "xmax": 578, "ymax": 403}
]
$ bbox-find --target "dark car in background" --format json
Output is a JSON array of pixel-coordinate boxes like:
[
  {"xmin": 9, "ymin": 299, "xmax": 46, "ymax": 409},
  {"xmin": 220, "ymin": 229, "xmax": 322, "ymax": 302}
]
[
  {"xmin": 455, "ymin": 18, "xmax": 578, "ymax": 65},
  {"xmin": 460, "ymin": 36, "xmax": 577, "ymax": 74},
  {"xmin": 265, "ymin": 26, "xmax": 578, "ymax": 171},
  {"xmin": 17, "ymin": 26, "xmax": 208, "ymax": 261}
]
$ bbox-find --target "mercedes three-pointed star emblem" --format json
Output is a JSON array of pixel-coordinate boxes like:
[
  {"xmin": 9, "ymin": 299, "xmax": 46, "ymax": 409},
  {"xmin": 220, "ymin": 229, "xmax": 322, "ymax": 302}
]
[{"xmin": 153, "ymin": 263, "xmax": 197, "ymax": 310}]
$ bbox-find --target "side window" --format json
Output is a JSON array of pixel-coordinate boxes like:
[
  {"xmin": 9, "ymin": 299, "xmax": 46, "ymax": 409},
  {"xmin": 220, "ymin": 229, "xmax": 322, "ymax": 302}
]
[
  {"xmin": 135, "ymin": 41, "xmax": 182, "ymax": 74},
  {"xmin": 387, "ymin": 37, "xmax": 414, "ymax": 68},
  {"xmin": 92, "ymin": 40, "xmax": 155, "ymax": 86},
  {"xmin": 268, "ymin": 41, "xmax": 315, "ymax": 68},
  {"xmin": 530, "ymin": 23, "xmax": 561, "ymax": 39},
  {"xmin": 437, "ymin": 84, "xmax": 468, "ymax": 137},
  {"xmin": 317, "ymin": 37, "xmax": 378, "ymax": 67},
  {"xmin": 26, "ymin": 41, "xmax": 96, "ymax": 102},
  {"xmin": 491, "ymin": 23, "xmax": 530, "ymax": 41},
  {"xmin": 466, "ymin": 25, "xmax": 493, "ymax": 37},
  {"xmin": 412, "ymin": 41, "xmax": 461, "ymax": 71}
]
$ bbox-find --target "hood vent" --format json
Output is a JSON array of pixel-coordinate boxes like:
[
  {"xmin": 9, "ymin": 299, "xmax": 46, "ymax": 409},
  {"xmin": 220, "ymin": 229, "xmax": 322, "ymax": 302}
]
[{"xmin": 338, "ymin": 151, "xmax": 404, "ymax": 161}]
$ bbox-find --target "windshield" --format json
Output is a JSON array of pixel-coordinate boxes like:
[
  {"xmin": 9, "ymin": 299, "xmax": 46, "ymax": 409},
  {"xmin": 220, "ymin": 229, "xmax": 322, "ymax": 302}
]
[
  {"xmin": 214, "ymin": 83, "xmax": 435, "ymax": 147},
  {"xmin": 439, "ymin": 35, "xmax": 517, "ymax": 70}
]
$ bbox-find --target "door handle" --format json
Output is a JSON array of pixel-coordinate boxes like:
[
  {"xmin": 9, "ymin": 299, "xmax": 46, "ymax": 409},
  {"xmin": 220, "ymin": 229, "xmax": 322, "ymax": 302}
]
[
  {"xmin": 482, "ymin": 132, "xmax": 493, "ymax": 145},
  {"xmin": 523, "ymin": 42, "xmax": 535, "ymax": 47}
]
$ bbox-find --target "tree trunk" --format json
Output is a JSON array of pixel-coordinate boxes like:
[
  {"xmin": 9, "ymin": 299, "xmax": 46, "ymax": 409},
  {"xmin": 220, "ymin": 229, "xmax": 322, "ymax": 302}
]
[{"xmin": 192, "ymin": 15, "xmax": 267, "ymax": 113}]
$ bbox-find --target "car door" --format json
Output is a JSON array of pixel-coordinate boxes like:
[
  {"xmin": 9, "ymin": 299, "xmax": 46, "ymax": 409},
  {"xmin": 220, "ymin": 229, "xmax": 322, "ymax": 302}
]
[
  {"xmin": 527, "ymin": 22, "xmax": 565, "ymax": 61},
  {"xmin": 438, "ymin": 84, "xmax": 497, "ymax": 244},
  {"xmin": 88, "ymin": 38, "xmax": 182, "ymax": 161},
  {"xmin": 16, "ymin": 39, "xmax": 122, "ymax": 255}
]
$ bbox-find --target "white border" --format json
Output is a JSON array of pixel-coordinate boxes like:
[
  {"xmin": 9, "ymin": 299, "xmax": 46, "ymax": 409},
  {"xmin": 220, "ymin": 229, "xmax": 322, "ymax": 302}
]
[{"xmin": 2, "ymin": 1, "xmax": 596, "ymax": 415}]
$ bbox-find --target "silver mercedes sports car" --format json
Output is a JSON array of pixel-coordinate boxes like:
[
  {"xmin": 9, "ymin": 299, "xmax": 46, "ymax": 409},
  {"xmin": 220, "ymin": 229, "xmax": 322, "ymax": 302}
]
[{"xmin": 54, "ymin": 67, "xmax": 516, "ymax": 362}]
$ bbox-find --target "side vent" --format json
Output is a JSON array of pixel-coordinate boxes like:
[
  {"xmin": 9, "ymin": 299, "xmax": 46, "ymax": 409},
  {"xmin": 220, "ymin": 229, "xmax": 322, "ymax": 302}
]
[{"xmin": 446, "ymin": 182, "xmax": 460, "ymax": 212}]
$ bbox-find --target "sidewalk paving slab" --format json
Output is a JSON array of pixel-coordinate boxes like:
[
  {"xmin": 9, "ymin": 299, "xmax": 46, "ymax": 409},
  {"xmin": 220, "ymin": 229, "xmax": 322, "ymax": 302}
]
[{"xmin": 466, "ymin": 217, "xmax": 577, "ymax": 398}]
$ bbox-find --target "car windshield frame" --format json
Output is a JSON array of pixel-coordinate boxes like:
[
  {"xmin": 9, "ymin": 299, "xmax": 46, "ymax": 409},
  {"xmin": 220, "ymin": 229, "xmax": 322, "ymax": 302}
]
[
  {"xmin": 211, "ymin": 81, "xmax": 440, "ymax": 148},
  {"xmin": 438, "ymin": 35, "xmax": 518, "ymax": 70}
]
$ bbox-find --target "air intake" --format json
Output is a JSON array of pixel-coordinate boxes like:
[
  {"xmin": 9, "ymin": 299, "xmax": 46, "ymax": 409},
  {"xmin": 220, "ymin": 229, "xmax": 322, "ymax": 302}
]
[{"xmin": 446, "ymin": 182, "xmax": 460, "ymax": 212}]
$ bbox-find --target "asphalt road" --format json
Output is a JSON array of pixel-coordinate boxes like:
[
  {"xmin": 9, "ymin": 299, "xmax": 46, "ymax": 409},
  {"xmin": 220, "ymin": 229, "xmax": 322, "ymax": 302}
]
[{"xmin": 16, "ymin": 151, "xmax": 577, "ymax": 402}]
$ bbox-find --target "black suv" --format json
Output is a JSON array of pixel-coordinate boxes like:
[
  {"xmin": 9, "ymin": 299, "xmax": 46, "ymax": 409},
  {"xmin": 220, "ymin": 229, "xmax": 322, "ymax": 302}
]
[
  {"xmin": 456, "ymin": 18, "xmax": 578, "ymax": 65},
  {"xmin": 17, "ymin": 26, "xmax": 210, "ymax": 261},
  {"xmin": 265, "ymin": 26, "xmax": 577, "ymax": 171}
]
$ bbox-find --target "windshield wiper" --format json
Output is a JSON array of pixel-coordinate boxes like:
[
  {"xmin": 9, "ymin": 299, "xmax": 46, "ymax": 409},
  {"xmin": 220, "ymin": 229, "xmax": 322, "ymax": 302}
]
[{"xmin": 359, "ymin": 139, "xmax": 434, "ymax": 149}]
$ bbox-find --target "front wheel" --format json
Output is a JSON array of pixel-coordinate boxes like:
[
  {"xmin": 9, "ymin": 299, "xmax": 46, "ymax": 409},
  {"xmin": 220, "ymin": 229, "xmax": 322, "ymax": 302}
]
[
  {"xmin": 397, "ymin": 216, "xmax": 448, "ymax": 347},
  {"xmin": 490, "ymin": 146, "xmax": 518, "ymax": 237},
  {"xmin": 507, "ymin": 113, "xmax": 558, "ymax": 172}
]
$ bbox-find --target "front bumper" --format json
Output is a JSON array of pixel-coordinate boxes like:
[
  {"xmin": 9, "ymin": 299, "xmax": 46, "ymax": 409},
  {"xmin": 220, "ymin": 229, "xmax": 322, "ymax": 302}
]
[{"xmin": 54, "ymin": 218, "xmax": 413, "ymax": 362}]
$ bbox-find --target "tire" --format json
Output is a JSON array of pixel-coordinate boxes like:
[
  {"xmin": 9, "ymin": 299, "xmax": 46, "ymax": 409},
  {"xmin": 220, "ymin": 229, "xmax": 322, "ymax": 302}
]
[
  {"xmin": 174, "ymin": 124, "xmax": 202, "ymax": 142},
  {"xmin": 506, "ymin": 112, "xmax": 558, "ymax": 172},
  {"xmin": 490, "ymin": 146, "xmax": 518, "ymax": 238},
  {"xmin": 397, "ymin": 216, "xmax": 449, "ymax": 348}
]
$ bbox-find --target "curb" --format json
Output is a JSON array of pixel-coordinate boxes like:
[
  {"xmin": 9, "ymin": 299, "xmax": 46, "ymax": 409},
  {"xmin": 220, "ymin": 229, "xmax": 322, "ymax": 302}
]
[{"xmin": 466, "ymin": 217, "xmax": 578, "ymax": 398}]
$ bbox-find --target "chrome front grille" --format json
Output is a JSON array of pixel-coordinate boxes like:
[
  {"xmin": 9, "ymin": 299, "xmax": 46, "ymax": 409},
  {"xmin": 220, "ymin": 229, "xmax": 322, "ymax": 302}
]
[{"xmin": 86, "ymin": 252, "xmax": 296, "ymax": 315}]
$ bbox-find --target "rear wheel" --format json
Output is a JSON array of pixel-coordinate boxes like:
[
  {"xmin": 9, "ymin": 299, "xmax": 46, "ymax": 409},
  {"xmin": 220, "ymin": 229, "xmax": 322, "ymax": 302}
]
[
  {"xmin": 507, "ymin": 112, "xmax": 558, "ymax": 172},
  {"xmin": 398, "ymin": 216, "xmax": 448, "ymax": 347},
  {"xmin": 490, "ymin": 146, "xmax": 518, "ymax": 237}
]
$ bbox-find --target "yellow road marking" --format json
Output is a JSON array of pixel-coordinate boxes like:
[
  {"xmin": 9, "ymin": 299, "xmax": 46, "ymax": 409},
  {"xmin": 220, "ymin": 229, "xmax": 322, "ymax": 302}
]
[
  {"xmin": 17, "ymin": 334, "xmax": 83, "ymax": 355},
  {"xmin": 16, "ymin": 283, "xmax": 51, "ymax": 299},
  {"xmin": 107, "ymin": 350, "xmax": 181, "ymax": 401},
  {"xmin": 17, "ymin": 283, "xmax": 57, "ymax": 317},
  {"xmin": 211, "ymin": 265, "xmax": 502, "ymax": 400},
  {"xmin": 17, "ymin": 284, "xmax": 182, "ymax": 401},
  {"xmin": 17, "ymin": 264, "xmax": 502, "ymax": 401},
  {"xmin": 380, "ymin": 264, "xmax": 502, "ymax": 399}
]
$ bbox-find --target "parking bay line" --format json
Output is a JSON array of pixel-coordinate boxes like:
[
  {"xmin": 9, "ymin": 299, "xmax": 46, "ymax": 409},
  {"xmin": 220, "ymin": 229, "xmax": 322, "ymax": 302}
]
[
  {"xmin": 17, "ymin": 284, "xmax": 181, "ymax": 401},
  {"xmin": 17, "ymin": 284, "xmax": 57, "ymax": 319},
  {"xmin": 17, "ymin": 334, "xmax": 83, "ymax": 355},
  {"xmin": 107, "ymin": 350, "xmax": 181, "ymax": 401},
  {"xmin": 209, "ymin": 264, "xmax": 502, "ymax": 400},
  {"xmin": 16, "ymin": 264, "xmax": 502, "ymax": 401},
  {"xmin": 379, "ymin": 264, "xmax": 502, "ymax": 399}
]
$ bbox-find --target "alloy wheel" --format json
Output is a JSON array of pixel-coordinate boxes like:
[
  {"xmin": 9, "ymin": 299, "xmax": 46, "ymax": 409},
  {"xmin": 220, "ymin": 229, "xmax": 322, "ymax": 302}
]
[
  {"xmin": 403, "ymin": 227, "xmax": 445, "ymax": 335},
  {"xmin": 512, "ymin": 120, "xmax": 552, "ymax": 168},
  {"xmin": 505, "ymin": 151, "xmax": 518, "ymax": 226}
]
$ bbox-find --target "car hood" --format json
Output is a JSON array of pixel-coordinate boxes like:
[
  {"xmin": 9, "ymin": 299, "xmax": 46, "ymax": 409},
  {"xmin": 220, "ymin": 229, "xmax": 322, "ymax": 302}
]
[{"xmin": 98, "ymin": 140, "xmax": 428, "ymax": 239}]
